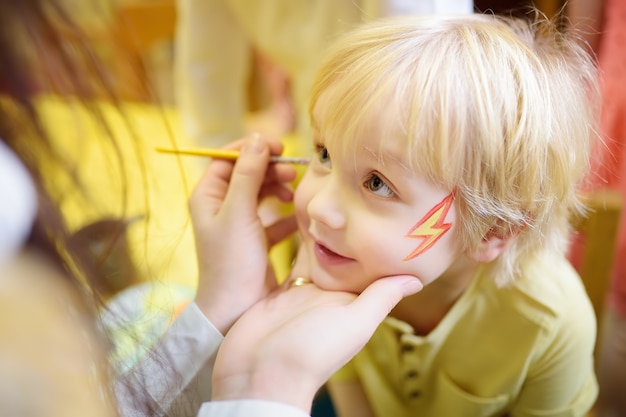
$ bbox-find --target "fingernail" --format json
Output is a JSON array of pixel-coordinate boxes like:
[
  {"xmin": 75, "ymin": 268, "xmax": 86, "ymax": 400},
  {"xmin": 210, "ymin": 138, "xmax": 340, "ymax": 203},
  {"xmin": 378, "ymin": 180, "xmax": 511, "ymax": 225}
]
[
  {"xmin": 243, "ymin": 133, "xmax": 263, "ymax": 154},
  {"xmin": 402, "ymin": 278, "xmax": 423, "ymax": 296}
]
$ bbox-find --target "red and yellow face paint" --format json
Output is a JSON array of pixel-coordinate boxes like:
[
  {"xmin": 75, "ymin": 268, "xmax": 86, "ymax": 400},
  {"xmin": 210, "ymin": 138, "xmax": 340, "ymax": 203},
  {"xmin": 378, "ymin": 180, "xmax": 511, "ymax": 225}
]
[{"xmin": 403, "ymin": 193, "xmax": 454, "ymax": 261}]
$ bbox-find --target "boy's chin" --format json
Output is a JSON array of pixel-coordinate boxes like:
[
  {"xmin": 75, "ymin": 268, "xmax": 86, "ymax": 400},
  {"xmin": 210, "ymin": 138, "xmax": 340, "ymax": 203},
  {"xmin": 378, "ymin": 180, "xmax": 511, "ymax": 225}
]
[{"xmin": 310, "ymin": 273, "xmax": 367, "ymax": 294}]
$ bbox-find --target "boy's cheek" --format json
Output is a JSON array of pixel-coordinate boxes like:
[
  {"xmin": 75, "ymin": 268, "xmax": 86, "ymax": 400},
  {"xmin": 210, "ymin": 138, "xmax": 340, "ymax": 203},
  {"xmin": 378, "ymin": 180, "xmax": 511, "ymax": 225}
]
[
  {"xmin": 292, "ymin": 186, "xmax": 309, "ymax": 228},
  {"xmin": 398, "ymin": 238, "xmax": 462, "ymax": 285}
]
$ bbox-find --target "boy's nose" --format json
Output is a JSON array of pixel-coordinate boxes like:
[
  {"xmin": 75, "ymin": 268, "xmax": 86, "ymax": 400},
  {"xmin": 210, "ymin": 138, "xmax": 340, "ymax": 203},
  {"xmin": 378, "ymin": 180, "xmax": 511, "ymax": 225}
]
[{"xmin": 306, "ymin": 178, "xmax": 346, "ymax": 230}]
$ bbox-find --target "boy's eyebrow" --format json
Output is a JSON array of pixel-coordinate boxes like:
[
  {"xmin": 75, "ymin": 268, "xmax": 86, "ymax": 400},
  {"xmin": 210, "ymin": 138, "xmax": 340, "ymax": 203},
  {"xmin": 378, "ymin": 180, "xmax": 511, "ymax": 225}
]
[{"xmin": 363, "ymin": 146, "xmax": 410, "ymax": 171}]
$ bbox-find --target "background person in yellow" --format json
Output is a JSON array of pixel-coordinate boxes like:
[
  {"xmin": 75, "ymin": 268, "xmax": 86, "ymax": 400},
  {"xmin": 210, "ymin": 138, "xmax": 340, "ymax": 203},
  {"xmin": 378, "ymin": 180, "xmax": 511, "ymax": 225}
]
[{"xmin": 174, "ymin": 0, "xmax": 474, "ymax": 151}]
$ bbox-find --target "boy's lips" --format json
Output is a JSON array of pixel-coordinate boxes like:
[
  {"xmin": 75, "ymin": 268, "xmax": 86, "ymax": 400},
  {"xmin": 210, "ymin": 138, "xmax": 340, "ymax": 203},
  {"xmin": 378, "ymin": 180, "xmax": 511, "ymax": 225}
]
[{"xmin": 313, "ymin": 241, "xmax": 354, "ymax": 266}]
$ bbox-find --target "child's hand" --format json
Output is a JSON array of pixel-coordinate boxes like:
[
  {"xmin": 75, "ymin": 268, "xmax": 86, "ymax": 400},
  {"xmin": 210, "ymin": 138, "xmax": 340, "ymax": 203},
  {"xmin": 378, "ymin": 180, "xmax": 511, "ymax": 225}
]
[
  {"xmin": 211, "ymin": 274, "xmax": 423, "ymax": 412},
  {"xmin": 189, "ymin": 135, "xmax": 298, "ymax": 334}
]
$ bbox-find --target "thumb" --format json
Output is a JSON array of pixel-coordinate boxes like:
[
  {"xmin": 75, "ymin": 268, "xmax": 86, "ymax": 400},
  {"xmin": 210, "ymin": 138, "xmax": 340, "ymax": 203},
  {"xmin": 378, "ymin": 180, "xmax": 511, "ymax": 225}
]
[
  {"xmin": 222, "ymin": 136, "xmax": 270, "ymax": 211},
  {"xmin": 349, "ymin": 276, "xmax": 423, "ymax": 327}
]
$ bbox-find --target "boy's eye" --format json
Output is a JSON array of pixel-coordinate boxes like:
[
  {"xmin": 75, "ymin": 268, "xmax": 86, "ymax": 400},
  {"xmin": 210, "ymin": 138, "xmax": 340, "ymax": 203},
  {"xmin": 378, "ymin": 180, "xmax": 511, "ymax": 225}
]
[
  {"xmin": 315, "ymin": 144, "xmax": 332, "ymax": 167},
  {"xmin": 365, "ymin": 173, "xmax": 394, "ymax": 197}
]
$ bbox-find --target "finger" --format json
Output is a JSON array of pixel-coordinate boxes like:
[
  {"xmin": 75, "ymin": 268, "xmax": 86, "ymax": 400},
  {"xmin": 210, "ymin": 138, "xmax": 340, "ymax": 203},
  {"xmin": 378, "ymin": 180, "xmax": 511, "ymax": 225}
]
[
  {"xmin": 194, "ymin": 138, "xmax": 294, "ymax": 203},
  {"xmin": 263, "ymin": 164, "xmax": 298, "ymax": 185},
  {"xmin": 259, "ymin": 183, "xmax": 294, "ymax": 203},
  {"xmin": 249, "ymin": 134, "xmax": 287, "ymax": 159},
  {"xmin": 197, "ymin": 138, "xmax": 249, "ymax": 186},
  {"xmin": 191, "ymin": 141, "xmax": 296, "ymax": 225},
  {"xmin": 266, "ymin": 136, "xmax": 286, "ymax": 156},
  {"xmin": 189, "ymin": 140, "xmax": 250, "ymax": 216},
  {"xmin": 221, "ymin": 136, "xmax": 273, "ymax": 214},
  {"xmin": 194, "ymin": 136, "xmax": 286, "ymax": 194},
  {"xmin": 349, "ymin": 276, "xmax": 423, "ymax": 326},
  {"xmin": 266, "ymin": 215, "xmax": 298, "ymax": 247}
]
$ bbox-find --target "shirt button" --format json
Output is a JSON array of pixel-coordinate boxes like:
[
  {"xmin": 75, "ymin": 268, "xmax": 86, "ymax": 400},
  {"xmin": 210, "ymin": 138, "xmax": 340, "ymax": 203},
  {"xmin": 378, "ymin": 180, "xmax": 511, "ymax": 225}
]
[
  {"xmin": 408, "ymin": 390, "xmax": 422, "ymax": 399},
  {"xmin": 406, "ymin": 370, "xmax": 419, "ymax": 379}
]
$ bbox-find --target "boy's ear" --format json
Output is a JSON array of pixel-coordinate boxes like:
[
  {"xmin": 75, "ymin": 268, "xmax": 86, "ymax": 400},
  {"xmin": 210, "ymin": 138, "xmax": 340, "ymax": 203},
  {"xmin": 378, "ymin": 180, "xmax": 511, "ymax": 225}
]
[{"xmin": 467, "ymin": 229, "xmax": 516, "ymax": 263}]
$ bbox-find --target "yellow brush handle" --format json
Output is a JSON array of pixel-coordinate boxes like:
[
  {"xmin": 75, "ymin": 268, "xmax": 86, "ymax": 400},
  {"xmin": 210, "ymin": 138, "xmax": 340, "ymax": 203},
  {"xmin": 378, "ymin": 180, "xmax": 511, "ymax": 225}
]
[
  {"xmin": 155, "ymin": 146, "xmax": 310, "ymax": 165},
  {"xmin": 156, "ymin": 146, "xmax": 239, "ymax": 159}
]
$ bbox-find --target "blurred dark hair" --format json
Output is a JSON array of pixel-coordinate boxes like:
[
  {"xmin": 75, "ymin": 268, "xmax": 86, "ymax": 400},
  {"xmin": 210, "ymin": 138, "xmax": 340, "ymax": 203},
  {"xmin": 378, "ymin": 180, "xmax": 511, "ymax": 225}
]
[
  {"xmin": 0, "ymin": 0, "xmax": 124, "ymax": 287},
  {"xmin": 0, "ymin": 0, "xmax": 163, "ymax": 415}
]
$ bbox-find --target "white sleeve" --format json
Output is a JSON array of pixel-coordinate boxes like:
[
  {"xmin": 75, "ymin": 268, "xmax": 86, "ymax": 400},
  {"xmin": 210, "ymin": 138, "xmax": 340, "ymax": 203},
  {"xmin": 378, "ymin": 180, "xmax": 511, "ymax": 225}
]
[
  {"xmin": 113, "ymin": 300, "xmax": 223, "ymax": 416},
  {"xmin": 197, "ymin": 400, "xmax": 311, "ymax": 417}
]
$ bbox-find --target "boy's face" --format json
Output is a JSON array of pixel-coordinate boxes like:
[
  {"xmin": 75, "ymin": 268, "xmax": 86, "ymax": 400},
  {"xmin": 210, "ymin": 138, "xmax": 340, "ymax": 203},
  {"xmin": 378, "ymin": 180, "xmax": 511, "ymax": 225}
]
[{"xmin": 294, "ymin": 112, "xmax": 463, "ymax": 293}]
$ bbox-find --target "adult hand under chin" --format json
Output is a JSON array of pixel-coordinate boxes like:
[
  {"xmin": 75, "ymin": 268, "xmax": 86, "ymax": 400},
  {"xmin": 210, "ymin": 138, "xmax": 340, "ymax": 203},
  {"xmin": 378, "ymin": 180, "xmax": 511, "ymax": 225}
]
[{"xmin": 211, "ymin": 272, "xmax": 423, "ymax": 412}]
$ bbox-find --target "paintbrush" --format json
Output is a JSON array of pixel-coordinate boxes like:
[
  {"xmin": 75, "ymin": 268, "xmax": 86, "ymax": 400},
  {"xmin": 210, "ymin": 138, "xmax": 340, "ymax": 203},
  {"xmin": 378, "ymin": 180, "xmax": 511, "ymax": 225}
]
[{"xmin": 155, "ymin": 146, "xmax": 310, "ymax": 165}]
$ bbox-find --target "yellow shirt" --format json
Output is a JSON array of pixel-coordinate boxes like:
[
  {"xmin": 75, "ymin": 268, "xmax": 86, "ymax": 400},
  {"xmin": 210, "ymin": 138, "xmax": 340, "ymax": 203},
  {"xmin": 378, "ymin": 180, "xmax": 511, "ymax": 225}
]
[{"xmin": 331, "ymin": 254, "xmax": 598, "ymax": 417}]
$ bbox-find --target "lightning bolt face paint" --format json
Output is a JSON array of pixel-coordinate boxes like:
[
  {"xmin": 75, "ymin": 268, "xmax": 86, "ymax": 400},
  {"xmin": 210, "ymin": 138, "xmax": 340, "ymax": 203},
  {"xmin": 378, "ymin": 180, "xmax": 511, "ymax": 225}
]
[{"xmin": 403, "ymin": 193, "xmax": 454, "ymax": 261}]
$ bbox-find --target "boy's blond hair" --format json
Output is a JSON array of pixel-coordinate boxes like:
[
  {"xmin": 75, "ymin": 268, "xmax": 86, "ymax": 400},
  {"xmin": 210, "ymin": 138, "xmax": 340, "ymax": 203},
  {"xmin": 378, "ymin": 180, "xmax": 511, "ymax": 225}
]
[{"xmin": 309, "ymin": 14, "xmax": 600, "ymax": 284}]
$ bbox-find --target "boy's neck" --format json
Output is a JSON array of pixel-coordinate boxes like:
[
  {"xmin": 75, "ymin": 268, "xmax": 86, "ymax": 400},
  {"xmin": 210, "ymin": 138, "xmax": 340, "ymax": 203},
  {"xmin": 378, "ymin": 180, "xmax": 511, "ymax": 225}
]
[{"xmin": 390, "ymin": 256, "xmax": 479, "ymax": 336}]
